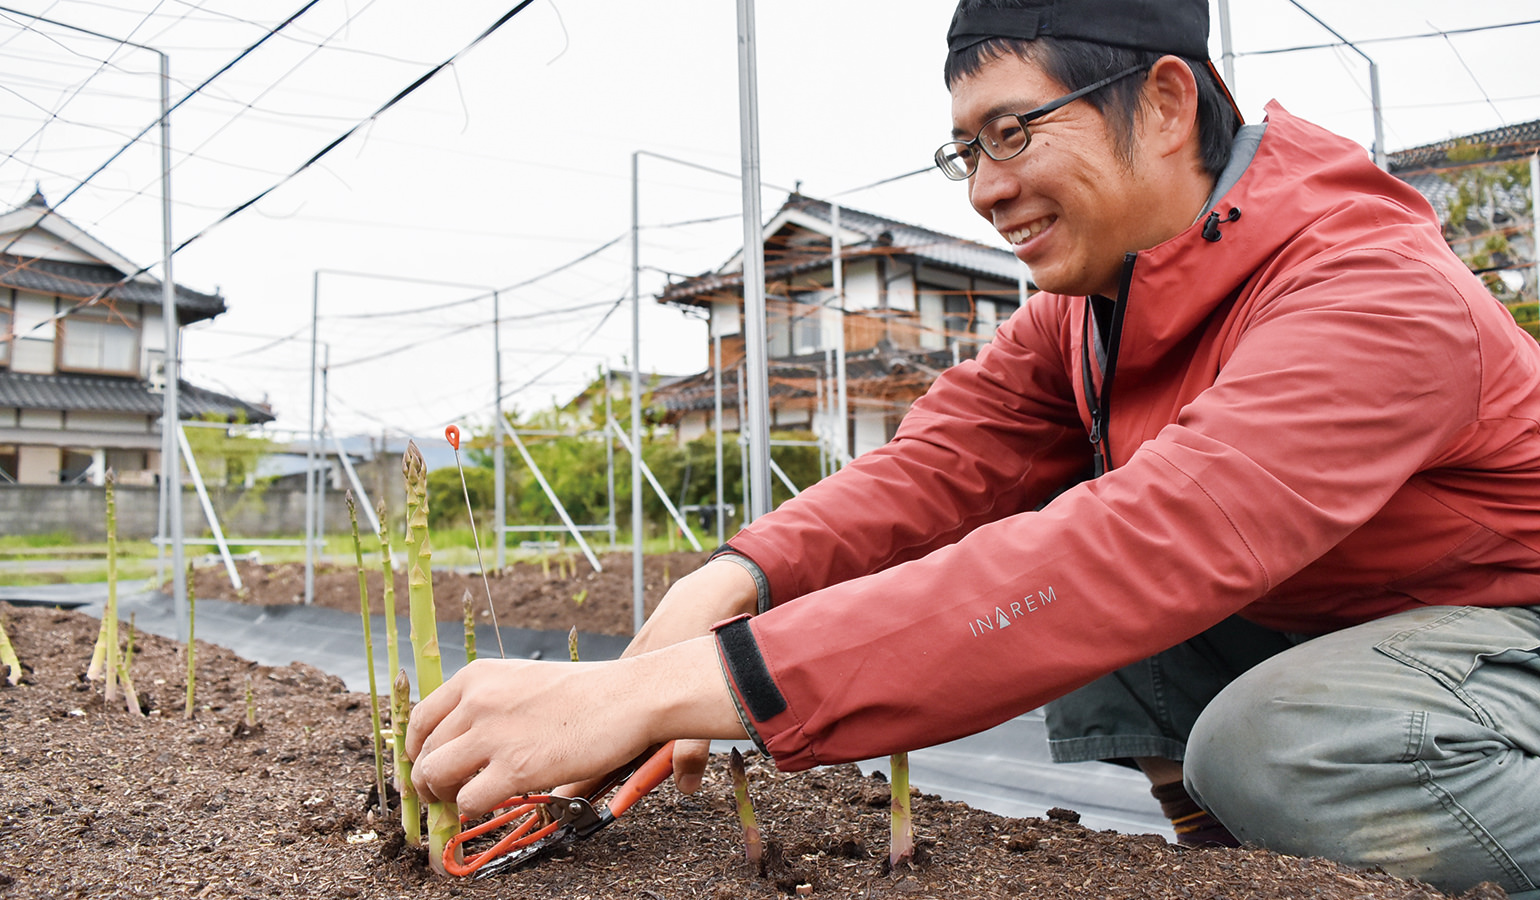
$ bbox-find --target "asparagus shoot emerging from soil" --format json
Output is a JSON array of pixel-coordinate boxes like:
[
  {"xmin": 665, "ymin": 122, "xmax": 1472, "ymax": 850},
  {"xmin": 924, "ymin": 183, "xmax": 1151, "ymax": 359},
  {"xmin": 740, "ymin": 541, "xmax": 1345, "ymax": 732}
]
[
  {"xmin": 393, "ymin": 668, "xmax": 421, "ymax": 847},
  {"xmin": 461, "ymin": 590, "xmax": 477, "ymax": 663},
  {"xmin": 245, "ymin": 676, "xmax": 257, "ymax": 727},
  {"xmin": 348, "ymin": 491, "xmax": 389, "ymax": 821},
  {"xmin": 568, "ymin": 626, "xmax": 579, "ymax": 663},
  {"xmin": 0, "ymin": 614, "xmax": 20, "ymax": 686},
  {"xmin": 117, "ymin": 613, "xmax": 143, "ymax": 717},
  {"xmin": 102, "ymin": 470, "xmax": 121, "ymax": 702},
  {"xmin": 403, "ymin": 441, "xmax": 460, "ymax": 873},
  {"xmin": 376, "ymin": 500, "xmax": 400, "ymax": 727},
  {"xmin": 729, "ymin": 748, "xmax": 764, "ymax": 872},
  {"xmin": 184, "ymin": 563, "xmax": 196, "ymax": 719},
  {"xmin": 890, "ymin": 752, "xmax": 914, "ymax": 869}
]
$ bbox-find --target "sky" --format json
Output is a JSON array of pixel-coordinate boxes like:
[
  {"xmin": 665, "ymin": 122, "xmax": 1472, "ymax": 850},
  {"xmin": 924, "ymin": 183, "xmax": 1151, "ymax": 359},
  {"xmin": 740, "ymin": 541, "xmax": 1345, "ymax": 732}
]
[{"xmin": 3, "ymin": 0, "xmax": 1539, "ymax": 442}]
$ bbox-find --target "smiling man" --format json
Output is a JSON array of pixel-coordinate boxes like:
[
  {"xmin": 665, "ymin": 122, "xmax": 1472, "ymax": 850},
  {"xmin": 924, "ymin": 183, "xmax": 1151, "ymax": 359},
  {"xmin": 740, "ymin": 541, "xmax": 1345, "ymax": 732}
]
[{"xmin": 407, "ymin": 1, "xmax": 1540, "ymax": 895}]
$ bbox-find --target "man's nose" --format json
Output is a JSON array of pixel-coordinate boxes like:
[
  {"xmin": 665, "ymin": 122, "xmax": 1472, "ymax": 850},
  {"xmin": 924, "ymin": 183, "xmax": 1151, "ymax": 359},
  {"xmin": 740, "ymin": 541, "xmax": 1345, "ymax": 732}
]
[{"xmin": 968, "ymin": 153, "xmax": 1020, "ymax": 217}]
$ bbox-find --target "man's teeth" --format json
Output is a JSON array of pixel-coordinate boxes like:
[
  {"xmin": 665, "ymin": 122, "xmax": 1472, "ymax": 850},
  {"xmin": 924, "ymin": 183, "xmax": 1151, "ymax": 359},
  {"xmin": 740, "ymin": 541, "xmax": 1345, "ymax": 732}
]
[{"xmin": 1005, "ymin": 218, "xmax": 1053, "ymax": 243}]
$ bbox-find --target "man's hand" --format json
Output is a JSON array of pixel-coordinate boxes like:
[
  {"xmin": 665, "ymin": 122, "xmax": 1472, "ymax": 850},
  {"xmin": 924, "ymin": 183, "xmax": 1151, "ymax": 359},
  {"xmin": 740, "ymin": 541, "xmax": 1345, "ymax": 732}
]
[
  {"xmin": 405, "ymin": 636, "xmax": 746, "ymax": 818},
  {"xmin": 619, "ymin": 556, "xmax": 759, "ymax": 793}
]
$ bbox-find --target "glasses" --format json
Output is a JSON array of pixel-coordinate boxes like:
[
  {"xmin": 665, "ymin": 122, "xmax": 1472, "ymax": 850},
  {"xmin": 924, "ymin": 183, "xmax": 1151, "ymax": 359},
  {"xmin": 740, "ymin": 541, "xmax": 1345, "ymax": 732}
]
[{"xmin": 934, "ymin": 64, "xmax": 1149, "ymax": 180}]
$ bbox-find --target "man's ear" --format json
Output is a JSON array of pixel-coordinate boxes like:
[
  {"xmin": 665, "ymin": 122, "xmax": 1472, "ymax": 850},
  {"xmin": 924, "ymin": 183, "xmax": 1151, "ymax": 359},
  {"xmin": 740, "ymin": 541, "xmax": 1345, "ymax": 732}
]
[{"xmin": 1140, "ymin": 55, "xmax": 1201, "ymax": 161}]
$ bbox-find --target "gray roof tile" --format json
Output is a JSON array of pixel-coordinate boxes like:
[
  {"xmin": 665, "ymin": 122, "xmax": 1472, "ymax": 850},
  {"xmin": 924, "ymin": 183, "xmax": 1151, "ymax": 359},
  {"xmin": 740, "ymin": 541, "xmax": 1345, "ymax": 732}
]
[
  {"xmin": 1, "ymin": 253, "xmax": 225, "ymax": 323},
  {"xmin": 0, "ymin": 370, "xmax": 273, "ymax": 423}
]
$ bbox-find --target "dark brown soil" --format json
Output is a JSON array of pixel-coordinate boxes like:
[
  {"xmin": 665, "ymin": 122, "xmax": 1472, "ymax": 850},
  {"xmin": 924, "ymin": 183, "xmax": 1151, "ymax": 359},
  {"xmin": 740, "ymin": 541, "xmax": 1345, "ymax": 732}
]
[
  {"xmin": 190, "ymin": 551, "xmax": 711, "ymax": 636},
  {"xmin": 0, "ymin": 602, "xmax": 1511, "ymax": 899}
]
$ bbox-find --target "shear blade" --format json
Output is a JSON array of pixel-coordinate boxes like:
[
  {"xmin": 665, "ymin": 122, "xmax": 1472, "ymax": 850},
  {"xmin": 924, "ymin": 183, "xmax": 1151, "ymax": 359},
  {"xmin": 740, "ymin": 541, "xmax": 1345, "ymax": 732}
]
[{"xmin": 473, "ymin": 829, "xmax": 572, "ymax": 879}]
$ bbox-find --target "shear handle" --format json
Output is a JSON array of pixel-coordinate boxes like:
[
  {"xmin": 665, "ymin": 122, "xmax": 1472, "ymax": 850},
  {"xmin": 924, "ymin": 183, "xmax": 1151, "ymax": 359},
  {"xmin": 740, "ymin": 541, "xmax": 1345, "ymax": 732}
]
[{"xmin": 604, "ymin": 741, "xmax": 676, "ymax": 819}]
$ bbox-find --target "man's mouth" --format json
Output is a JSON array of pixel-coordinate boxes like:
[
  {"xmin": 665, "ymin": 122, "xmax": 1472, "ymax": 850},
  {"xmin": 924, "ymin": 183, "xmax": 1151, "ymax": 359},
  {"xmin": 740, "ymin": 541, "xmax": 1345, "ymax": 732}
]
[{"xmin": 1003, "ymin": 215, "xmax": 1055, "ymax": 245}]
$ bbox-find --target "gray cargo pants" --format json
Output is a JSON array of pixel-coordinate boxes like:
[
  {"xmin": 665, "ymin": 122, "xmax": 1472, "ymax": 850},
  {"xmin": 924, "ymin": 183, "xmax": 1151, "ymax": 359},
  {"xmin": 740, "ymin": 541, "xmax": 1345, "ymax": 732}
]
[{"xmin": 1044, "ymin": 605, "xmax": 1540, "ymax": 898}]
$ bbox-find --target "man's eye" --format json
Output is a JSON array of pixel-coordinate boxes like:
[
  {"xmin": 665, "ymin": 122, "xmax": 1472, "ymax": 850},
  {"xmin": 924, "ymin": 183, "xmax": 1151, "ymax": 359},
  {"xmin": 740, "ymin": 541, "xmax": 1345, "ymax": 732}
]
[{"xmin": 992, "ymin": 123, "xmax": 1025, "ymax": 147}]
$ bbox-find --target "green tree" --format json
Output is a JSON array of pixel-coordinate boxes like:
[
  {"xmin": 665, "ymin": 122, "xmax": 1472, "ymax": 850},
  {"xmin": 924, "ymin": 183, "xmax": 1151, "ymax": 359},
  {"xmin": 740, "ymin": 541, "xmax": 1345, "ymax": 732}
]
[
  {"xmin": 1438, "ymin": 140, "xmax": 1535, "ymax": 335},
  {"xmin": 425, "ymin": 464, "xmax": 494, "ymax": 529}
]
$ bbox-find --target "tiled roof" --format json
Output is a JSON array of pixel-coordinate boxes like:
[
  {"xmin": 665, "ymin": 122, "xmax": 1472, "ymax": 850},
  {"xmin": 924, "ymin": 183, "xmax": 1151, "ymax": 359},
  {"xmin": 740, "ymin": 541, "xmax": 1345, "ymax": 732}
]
[
  {"xmin": 1386, "ymin": 119, "xmax": 1540, "ymax": 221},
  {"xmin": 654, "ymin": 345, "xmax": 958, "ymax": 415},
  {"xmin": 659, "ymin": 196, "xmax": 1024, "ymax": 305},
  {"xmin": 0, "ymin": 370, "xmax": 273, "ymax": 423},
  {"xmin": 1388, "ymin": 119, "xmax": 1540, "ymax": 174},
  {"xmin": 1, "ymin": 253, "xmax": 225, "ymax": 323}
]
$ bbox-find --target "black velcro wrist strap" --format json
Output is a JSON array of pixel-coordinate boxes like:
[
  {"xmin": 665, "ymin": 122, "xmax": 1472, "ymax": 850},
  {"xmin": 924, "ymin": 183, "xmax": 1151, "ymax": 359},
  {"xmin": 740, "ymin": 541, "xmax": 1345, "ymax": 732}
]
[{"xmin": 714, "ymin": 616, "xmax": 787, "ymax": 722}]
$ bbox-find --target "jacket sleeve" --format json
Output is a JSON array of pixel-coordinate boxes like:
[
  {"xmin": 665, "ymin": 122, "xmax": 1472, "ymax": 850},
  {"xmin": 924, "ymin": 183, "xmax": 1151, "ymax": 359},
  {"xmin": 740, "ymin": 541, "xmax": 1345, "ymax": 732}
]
[
  {"xmin": 717, "ymin": 248, "xmax": 1486, "ymax": 771},
  {"xmin": 725, "ymin": 290, "xmax": 1094, "ymax": 606}
]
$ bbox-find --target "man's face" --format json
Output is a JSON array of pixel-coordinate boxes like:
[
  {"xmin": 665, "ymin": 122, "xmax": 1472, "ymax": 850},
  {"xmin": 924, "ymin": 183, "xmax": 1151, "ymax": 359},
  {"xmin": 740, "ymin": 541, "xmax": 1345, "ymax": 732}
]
[{"xmin": 950, "ymin": 53, "xmax": 1161, "ymax": 299}]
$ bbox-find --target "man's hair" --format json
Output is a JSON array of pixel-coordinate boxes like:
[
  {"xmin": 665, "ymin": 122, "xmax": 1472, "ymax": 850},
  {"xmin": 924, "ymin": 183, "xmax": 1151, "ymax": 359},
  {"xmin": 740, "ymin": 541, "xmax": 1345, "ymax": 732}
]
[{"xmin": 944, "ymin": 12, "xmax": 1239, "ymax": 179}]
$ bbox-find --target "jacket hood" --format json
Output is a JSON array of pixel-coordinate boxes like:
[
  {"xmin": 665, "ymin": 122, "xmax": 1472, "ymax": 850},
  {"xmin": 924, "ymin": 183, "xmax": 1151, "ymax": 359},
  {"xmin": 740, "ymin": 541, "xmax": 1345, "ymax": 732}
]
[{"xmin": 1106, "ymin": 102, "xmax": 1445, "ymax": 381}]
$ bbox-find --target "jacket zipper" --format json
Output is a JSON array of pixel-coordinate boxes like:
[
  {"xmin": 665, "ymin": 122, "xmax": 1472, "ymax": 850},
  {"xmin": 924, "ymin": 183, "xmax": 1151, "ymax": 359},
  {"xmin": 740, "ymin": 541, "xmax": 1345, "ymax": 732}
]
[{"xmin": 1082, "ymin": 252, "xmax": 1138, "ymax": 476}]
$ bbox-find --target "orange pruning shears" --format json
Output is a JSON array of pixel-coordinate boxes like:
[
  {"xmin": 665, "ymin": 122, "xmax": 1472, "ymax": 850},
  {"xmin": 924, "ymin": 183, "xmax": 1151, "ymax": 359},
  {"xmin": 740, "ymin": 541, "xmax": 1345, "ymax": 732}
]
[{"xmin": 443, "ymin": 741, "xmax": 677, "ymax": 878}]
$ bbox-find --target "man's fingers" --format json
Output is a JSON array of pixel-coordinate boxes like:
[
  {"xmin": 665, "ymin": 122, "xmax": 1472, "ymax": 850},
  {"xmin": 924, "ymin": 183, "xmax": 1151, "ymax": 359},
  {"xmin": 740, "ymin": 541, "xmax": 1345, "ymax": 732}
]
[
  {"xmin": 456, "ymin": 766, "xmax": 520, "ymax": 820},
  {"xmin": 672, "ymin": 738, "xmax": 712, "ymax": 794},
  {"xmin": 410, "ymin": 730, "xmax": 489, "ymax": 809},
  {"xmin": 404, "ymin": 674, "xmax": 465, "ymax": 759}
]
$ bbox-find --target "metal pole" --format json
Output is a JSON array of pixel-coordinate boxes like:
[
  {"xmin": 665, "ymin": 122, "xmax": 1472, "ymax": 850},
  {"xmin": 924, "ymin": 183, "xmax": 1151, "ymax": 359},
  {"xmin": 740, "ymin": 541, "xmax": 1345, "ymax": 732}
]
[
  {"xmin": 317, "ymin": 344, "xmax": 330, "ymax": 566},
  {"xmin": 1367, "ymin": 60, "xmax": 1386, "ymax": 170},
  {"xmin": 630, "ymin": 151, "xmax": 645, "ymax": 634},
  {"xmin": 736, "ymin": 0, "xmax": 773, "ymax": 521},
  {"xmin": 738, "ymin": 362, "xmax": 749, "ymax": 518},
  {"xmin": 306, "ymin": 272, "xmax": 318, "ymax": 605},
  {"xmin": 1283, "ymin": 1, "xmax": 1385, "ymax": 170},
  {"xmin": 831, "ymin": 202, "xmax": 849, "ymax": 466},
  {"xmin": 1217, "ymin": 0, "xmax": 1236, "ymax": 91},
  {"xmin": 1530, "ymin": 152, "xmax": 1539, "ymax": 324},
  {"xmin": 605, "ymin": 366, "xmax": 617, "ymax": 550},
  {"xmin": 493, "ymin": 290, "xmax": 506, "ymax": 570},
  {"xmin": 158, "ymin": 50, "xmax": 187, "ymax": 638},
  {"xmin": 4, "ymin": 5, "xmax": 185, "ymax": 634},
  {"xmin": 713, "ymin": 334, "xmax": 726, "ymax": 546}
]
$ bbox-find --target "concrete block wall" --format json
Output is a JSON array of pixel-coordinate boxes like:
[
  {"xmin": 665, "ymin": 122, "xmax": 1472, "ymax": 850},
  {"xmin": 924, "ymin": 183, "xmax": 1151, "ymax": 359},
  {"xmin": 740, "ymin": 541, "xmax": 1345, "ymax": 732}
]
[{"xmin": 0, "ymin": 485, "xmax": 371, "ymax": 542}]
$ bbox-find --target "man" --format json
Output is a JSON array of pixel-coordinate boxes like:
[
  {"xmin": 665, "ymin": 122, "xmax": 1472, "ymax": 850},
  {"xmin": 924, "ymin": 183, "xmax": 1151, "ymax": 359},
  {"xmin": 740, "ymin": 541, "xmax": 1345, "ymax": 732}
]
[{"xmin": 408, "ymin": 1, "xmax": 1540, "ymax": 894}]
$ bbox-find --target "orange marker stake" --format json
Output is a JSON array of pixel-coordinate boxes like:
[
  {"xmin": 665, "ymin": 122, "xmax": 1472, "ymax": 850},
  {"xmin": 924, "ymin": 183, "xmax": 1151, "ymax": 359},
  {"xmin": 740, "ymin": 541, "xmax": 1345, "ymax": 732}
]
[{"xmin": 446, "ymin": 425, "xmax": 505, "ymax": 658}]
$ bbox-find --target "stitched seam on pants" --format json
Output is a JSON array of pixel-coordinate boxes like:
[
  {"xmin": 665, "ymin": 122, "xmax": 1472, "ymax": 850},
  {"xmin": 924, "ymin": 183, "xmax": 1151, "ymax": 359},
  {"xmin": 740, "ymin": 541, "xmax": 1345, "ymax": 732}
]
[
  {"xmin": 1398, "ymin": 709, "xmax": 1424, "ymax": 764},
  {"xmin": 1413, "ymin": 758, "xmax": 1534, "ymax": 890}
]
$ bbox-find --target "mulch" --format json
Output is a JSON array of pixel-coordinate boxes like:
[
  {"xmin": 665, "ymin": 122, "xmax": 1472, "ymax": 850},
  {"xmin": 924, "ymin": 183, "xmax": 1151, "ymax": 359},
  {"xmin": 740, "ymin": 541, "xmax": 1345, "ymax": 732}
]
[{"xmin": 0, "ymin": 601, "xmax": 1511, "ymax": 899}]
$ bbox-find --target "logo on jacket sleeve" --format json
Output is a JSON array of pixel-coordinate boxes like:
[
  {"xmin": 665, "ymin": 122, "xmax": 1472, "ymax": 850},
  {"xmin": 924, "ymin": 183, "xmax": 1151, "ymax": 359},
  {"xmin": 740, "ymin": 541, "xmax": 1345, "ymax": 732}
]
[{"xmin": 968, "ymin": 586, "xmax": 1058, "ymax": 637}]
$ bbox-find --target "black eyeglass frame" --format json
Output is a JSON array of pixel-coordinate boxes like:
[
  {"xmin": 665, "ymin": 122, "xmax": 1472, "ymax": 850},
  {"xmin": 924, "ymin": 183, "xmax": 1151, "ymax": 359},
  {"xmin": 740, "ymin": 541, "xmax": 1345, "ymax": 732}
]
[{"xmin": 934, "ymin": 63, "xmax": 1150, "ymax": 180}]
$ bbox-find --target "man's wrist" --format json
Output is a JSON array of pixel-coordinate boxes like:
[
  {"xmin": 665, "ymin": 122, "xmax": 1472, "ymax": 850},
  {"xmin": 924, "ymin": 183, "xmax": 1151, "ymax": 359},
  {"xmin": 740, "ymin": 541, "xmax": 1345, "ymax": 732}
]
[{"xmin": 631, "ymin": 636, "xmax": 749, "ymax": 745}]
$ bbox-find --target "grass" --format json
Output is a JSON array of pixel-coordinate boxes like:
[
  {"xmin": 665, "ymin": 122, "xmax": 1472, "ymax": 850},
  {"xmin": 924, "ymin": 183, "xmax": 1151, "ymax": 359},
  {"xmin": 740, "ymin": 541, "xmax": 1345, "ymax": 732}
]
[{"xmin": 0, "ymin": 527, "xmax": 696, "ymax": 586}]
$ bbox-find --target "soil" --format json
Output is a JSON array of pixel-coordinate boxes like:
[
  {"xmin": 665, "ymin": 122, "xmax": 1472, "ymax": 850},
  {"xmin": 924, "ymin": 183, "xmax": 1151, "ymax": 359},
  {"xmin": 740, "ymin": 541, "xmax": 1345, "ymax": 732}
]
[
  {"xmin": 0, "ymin": 602, "xmax": 1512, "ymax": 900},
  {"xmin": 189, "ymin": 550, "xmax": 713, "ymax": 637}
]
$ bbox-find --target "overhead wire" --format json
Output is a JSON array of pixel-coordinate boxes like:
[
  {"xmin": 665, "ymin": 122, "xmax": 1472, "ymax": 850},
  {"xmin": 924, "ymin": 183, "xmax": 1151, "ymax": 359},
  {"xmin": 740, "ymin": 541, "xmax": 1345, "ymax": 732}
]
[{"xmin": 1, "ymin": 0, "xmax": 541, "ymax": 349}]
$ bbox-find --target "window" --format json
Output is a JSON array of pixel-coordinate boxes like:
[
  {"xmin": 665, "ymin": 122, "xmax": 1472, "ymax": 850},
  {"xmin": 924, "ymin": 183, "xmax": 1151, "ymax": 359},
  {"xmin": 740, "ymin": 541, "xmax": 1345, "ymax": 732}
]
[{"xmin": 59, "ymin": 307, "xmax": 139, "ymax": 375}]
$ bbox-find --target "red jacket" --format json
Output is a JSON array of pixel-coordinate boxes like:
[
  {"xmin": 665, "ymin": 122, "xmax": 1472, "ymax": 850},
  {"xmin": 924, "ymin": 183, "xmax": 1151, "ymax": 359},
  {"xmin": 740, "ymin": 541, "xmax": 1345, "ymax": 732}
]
[{"xmin": 715, "ymin": 104, "xmax": 1540, "ymax": 771}]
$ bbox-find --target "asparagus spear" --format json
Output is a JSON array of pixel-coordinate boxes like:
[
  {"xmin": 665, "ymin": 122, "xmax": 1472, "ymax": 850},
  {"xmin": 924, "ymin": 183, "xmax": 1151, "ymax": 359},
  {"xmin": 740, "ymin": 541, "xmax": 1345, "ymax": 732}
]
[
  {"xmin": 889, "ymin": 752, "xmax": 915, "ymax": 869},
  {"xmin": 393, "ymin": 668, "xmax": 421, "ymax": 846},
  {"xmin": 348, "ymin": 491, "xmax": 389, "ymax": 821},
  {"xmin": 403, "ymin": 441, "xmax": 460, "ymax": 873},
  {"xmin": 184, "ymin": 563, "xmax": 196, "ymax": 719},
  {"xmin": 730, "ymin": 748, "xmax": 764, "ymax": 873}
]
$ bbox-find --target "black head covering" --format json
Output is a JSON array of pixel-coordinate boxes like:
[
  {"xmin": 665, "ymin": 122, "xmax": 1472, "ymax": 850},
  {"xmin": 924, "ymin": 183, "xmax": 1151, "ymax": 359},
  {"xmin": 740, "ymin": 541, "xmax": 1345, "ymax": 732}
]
[{"xmin": 947, "ymin": 0, "xmax": 1211, "ymax": 60}]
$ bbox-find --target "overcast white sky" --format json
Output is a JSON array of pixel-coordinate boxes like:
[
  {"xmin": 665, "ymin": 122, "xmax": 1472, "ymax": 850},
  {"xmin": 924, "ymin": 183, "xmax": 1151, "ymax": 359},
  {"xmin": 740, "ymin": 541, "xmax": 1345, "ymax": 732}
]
[{"xmin": 3, "ymin": 1, "xmax": 1538, "ymax": 440}]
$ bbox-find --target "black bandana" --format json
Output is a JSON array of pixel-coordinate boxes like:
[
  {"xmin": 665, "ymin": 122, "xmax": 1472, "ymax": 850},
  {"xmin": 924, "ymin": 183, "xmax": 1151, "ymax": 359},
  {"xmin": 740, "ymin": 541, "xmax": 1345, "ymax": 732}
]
[{"xmin": 947, "ymin": 0, "xmax": 1210, "ymax": 61}]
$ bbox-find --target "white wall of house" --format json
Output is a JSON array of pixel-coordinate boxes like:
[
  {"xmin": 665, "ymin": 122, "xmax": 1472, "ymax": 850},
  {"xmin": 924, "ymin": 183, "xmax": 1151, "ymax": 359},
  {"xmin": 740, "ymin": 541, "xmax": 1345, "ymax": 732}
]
[
  {"xmin": 887, "ymin": 259, "xmax": 916, "ymax": 312},
  {"xmin": 710, "ymin": 298, "xmax": 740, "ymax": 338},
  {"xmin": 17, "ymin": 444, "xmax": 60, "ymax": 482},
  {"xmin": 843, "ymin": 261, "xmax": 882, "ymax": 310},
  {"xmin": 67, "ymin": 410, "xmax": 152, "ymax": 433},
  {"xmin": 853, "ymin": 406, "xmax": 889, "ymax": 457}
]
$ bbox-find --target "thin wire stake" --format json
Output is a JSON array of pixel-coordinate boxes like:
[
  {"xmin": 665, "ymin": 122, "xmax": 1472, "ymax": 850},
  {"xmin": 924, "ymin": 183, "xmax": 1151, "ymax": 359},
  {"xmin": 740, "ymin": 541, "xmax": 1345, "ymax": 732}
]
[{"xmin": 446, "ymin": 425, "xmax": 505, "ymax": 659}]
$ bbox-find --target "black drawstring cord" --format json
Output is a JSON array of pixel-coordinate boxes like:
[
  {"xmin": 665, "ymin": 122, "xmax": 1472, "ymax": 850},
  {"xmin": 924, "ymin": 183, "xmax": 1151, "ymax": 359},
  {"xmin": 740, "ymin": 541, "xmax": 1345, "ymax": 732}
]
[{"xmin": 1202, "ymin": 207, "xmax": 1242, "ymax": 242}]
